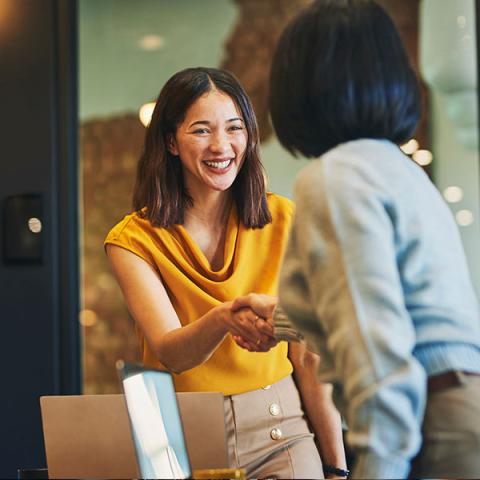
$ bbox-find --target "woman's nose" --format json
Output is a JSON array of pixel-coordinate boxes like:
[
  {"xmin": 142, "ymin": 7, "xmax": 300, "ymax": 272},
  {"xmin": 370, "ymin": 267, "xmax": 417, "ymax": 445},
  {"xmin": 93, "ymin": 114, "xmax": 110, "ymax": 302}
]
[{"xmin": 209, "ymin": 133, "xmax": 230, "ymax": 153}]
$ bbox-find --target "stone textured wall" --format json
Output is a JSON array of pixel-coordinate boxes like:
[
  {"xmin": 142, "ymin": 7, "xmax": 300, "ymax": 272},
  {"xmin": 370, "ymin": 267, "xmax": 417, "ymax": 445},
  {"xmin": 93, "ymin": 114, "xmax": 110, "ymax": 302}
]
[
  {"xmin": 221, "ymin": 0, "xmax": 428, "ymax": 150},
  {"xmin": 221, "ymin": 0, "xmax": 312, "ymax": 141},
  {"xmin": 81, "ymin": 115, "xmax": 143, "ymax": 393}
]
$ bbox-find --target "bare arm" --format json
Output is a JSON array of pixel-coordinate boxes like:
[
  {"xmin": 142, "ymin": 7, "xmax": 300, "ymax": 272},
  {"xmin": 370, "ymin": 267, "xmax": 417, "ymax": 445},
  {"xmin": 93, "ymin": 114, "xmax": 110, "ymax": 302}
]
[
  {"xmin": 106, "ymin": 245, "xmax": 271, "ymax": 373},
  {"xmin": 289, "ymin": 342, "xmax": 346, "ymax": 476}
]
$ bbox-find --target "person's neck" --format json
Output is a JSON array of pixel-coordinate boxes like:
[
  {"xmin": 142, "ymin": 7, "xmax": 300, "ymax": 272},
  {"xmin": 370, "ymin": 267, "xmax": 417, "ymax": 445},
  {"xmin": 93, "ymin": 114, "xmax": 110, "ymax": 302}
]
[{"xmin": 185, "ymin": 188, "xmax": 232, "ymax": 229}]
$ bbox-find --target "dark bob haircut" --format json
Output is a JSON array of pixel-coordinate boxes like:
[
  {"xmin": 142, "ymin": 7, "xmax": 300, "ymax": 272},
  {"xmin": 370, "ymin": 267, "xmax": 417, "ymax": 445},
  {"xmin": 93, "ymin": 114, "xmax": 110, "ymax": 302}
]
[
  {"xmin": 270, "ymin": 0, "xmax": 421, "ymax": 158},
  {"xmin": 134, "ymin": 67, "xmax": 272, "ymax": 228}
]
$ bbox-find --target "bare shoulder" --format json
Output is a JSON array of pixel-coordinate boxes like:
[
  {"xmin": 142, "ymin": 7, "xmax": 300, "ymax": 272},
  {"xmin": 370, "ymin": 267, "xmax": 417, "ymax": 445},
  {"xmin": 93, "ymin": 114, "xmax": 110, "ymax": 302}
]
[{"xmin": 106, "ymin": 243, "xmax": 163, "ymax": 286}]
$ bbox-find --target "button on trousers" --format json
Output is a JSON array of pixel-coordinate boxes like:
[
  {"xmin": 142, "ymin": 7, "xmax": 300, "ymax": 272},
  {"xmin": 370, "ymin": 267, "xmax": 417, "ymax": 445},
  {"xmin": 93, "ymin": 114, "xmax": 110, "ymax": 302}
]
[{"xmin": 224, "ymin": 375, "xmax": 324, "ymax": 479}]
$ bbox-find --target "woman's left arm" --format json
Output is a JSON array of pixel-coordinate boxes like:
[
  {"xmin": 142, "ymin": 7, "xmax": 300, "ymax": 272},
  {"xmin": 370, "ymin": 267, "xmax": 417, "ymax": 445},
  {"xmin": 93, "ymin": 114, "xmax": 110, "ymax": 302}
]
[{"xmin": 289, "ymin": 342, "xmax": 347, "ymax": 475}]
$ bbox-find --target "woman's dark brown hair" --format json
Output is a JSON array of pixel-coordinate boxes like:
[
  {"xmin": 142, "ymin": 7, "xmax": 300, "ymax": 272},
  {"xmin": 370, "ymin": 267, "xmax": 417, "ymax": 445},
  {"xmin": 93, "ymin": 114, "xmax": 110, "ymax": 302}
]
[{"xmin": 133, "ymin": 67, "xmax": 272, "ymax": 228}]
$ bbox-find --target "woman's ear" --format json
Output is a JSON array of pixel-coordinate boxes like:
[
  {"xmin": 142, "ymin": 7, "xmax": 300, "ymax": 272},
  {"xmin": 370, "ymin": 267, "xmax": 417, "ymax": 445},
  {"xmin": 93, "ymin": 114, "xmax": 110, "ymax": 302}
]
[{"xmin": 166, "ymin": 133, "xmax": 179, "ymax": 156}]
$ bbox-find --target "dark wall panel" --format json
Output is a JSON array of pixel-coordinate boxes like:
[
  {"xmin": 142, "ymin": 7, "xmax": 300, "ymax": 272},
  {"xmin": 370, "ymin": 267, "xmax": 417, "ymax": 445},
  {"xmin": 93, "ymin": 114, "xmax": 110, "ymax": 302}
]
[{"xmin": 0, "ymin": 0, "xmax": 79, "ymax": 476}]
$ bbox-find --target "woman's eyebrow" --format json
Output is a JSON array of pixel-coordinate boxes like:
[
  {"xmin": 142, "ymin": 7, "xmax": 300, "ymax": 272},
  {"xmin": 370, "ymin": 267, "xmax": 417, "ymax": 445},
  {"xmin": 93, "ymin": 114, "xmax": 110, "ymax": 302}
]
[
  {"xmin": 189, "ymin": 120, "xmax": 210, "ymax": 128},
  {"xmin": 188, "ymin": 117, "xmax": 244, "ymax": 128}
]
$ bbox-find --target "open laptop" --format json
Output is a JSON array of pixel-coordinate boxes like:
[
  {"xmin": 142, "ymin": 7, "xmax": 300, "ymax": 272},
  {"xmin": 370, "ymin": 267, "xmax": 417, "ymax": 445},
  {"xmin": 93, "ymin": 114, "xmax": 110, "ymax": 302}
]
[{"xmin": 40, "ymin": 371, "xmax": 228, "ymax": 479}]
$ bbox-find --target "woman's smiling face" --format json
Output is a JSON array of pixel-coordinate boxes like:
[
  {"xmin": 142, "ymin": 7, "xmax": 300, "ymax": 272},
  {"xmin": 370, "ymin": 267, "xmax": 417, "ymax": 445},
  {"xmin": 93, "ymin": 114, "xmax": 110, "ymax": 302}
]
[{"xmin": 168, "ymin": 88, "xmax": 248, "ymax": 193}]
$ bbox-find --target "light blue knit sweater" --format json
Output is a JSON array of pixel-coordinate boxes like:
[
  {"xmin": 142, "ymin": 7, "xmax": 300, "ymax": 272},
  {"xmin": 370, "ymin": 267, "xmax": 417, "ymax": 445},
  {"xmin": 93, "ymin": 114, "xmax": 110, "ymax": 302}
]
[{"xmin": 279, "ymin": 138, "xmax": 480, "ymax": 479}]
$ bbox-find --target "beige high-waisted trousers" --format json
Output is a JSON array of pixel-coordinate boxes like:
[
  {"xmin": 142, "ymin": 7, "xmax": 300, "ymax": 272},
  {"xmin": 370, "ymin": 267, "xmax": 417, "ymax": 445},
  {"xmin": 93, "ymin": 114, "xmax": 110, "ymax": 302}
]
[
  {"xmin": 224, "ymin": 375, "xmax": 324, "ymax": 479},
  {"xmin": 410, "ymin": 372, "xmax": 480, "ymax": 479}
]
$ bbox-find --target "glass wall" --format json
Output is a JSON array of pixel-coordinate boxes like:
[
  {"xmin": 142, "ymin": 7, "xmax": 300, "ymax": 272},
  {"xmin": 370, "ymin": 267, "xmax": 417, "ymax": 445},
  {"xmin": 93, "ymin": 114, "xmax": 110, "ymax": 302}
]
[
  {"xmin": 78, "ymin": 0, "xmax": 310, "ymax": 393},
  {"xmin": 79, "ymin": 0, "xmax": 479, "ymax": 393},
  {"xmin": 419, "ymin": 0, "xmax": 480, "ymax": 295}
]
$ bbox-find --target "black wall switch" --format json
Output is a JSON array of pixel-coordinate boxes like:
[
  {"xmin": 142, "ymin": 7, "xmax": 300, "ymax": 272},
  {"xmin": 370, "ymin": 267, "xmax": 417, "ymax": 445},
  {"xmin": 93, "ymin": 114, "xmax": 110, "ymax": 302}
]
[{"xmin": 3, "ymin": 194, "xmax": 43, "ymax": 264}]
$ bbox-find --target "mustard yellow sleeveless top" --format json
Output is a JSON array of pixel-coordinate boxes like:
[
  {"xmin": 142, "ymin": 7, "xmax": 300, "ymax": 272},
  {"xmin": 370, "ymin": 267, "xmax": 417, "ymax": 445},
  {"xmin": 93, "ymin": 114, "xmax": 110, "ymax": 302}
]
[{"xmin": 105, "ymin": 193, "xmax": 293, "ymax": 395}]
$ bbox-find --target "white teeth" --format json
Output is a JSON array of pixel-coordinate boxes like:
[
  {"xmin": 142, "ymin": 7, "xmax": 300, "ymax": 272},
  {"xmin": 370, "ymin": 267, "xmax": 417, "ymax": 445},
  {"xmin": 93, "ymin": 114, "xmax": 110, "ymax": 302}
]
[{"xmin": 204, "ymin": 159, "xmax": 231, "ymax": 169}]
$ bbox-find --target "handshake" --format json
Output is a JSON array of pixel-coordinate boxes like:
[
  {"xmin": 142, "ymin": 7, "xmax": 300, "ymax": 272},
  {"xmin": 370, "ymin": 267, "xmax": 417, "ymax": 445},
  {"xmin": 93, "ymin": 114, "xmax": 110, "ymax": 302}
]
[{"xmin": 228, "ymin": 293, "xmax": 304, "ymax": 353}]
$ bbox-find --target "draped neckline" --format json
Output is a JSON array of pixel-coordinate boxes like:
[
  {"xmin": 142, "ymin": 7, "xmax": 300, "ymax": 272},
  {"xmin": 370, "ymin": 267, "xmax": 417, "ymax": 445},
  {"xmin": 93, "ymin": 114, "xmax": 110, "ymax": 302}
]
[{"xmin": 171, "ymin": 203, "xmax": 239, "ymax": 282}]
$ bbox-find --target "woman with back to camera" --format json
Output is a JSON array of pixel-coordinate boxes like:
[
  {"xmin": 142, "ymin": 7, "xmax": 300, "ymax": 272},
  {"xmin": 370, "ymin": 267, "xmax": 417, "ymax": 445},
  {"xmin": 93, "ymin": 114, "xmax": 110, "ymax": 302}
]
[
  {"xmin": 234, "ymin": 1, "xmax": 480, "ymax": 478},
  {"xmin": 104, "ymin": 67, "xmax": 346, "ymax": 479}
]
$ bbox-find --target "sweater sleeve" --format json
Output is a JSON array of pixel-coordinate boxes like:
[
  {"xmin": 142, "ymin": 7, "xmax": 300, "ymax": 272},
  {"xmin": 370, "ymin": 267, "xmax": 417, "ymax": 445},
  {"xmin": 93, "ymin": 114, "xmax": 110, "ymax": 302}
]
[{"xmin": 279, "ymin": 156, "xmax": 427, "ymax": 479}]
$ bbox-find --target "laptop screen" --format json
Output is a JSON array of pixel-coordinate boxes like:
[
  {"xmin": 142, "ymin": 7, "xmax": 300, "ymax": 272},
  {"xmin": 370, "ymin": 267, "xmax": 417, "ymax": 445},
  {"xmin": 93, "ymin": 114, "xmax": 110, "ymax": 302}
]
[{"xmin": 118, "ymin": 363, "xmax": 191, "ymax": 479}]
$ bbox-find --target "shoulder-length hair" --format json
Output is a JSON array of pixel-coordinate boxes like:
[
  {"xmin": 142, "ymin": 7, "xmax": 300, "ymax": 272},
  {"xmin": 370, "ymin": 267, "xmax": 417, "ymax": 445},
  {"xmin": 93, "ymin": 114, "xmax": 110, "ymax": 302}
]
[
  {"xmin": 133, "ymin": 67, "xmax": 272, "ymax": 228},
  {"xmin": 270, "ymin": 0, "xmax": 421, "ymax": 158}
]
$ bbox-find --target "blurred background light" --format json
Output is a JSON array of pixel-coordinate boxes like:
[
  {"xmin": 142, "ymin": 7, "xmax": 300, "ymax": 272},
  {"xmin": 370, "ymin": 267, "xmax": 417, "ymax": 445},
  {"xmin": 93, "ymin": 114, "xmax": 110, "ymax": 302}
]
[
  {"xmin": 79, "ymin": 309, "xmax": 98, "ymax": 327},
  {"xmin": 456, "ymin": 209, "xmax": 474, "ymax": 226},
  {"xmin": 443, "ymin": 185, "xmax": 464, "ymax": 203},
  {"xmin": 413, "ymin": 149, "xmax": 433, "ymax": 166},
  {"xmin": 137, "ymin": 34, "xmax": 165, "ymax": 51},
  {"xmin": 139, "ymin": 102, "xmax": 155, "ymax": 127},
  {"xmin": 400, "ymin": 138, "xmax": 419, "ymax": 155}
]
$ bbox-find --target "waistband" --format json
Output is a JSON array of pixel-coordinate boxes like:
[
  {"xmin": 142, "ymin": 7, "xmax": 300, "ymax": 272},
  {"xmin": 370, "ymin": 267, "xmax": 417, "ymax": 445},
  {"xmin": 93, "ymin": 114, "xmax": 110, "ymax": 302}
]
[{"xmin": 428, "ymin": 370, "xmax": 480, "ymax": 393}]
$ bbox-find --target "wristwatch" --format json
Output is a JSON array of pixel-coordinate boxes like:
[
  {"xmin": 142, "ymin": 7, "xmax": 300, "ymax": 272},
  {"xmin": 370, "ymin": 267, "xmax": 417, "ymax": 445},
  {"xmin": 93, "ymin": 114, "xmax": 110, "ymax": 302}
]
[{"xmin": 323, "ymin": 464, "xmax": 350, "ymax": 478}]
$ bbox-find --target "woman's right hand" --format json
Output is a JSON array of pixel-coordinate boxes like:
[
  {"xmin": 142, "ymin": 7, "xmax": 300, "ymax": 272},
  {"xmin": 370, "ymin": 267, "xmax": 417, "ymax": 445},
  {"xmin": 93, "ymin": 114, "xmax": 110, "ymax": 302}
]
[
  {"xmin": 222, "ymin": 295, "xmax": 279, "ymax": 352},
  {"xmin": 219, "ymin": 301, "xmax": 275, "ymax": 349},
  {"xmin": 232, "ymin": 308, "xmax": 277, "ymax": 352}
]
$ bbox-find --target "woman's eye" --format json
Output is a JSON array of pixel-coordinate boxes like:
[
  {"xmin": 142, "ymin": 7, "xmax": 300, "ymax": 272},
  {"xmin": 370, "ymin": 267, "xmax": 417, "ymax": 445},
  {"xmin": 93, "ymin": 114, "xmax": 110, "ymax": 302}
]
[
  {"xmin": 229, "ymin": 125, "xmax": 244, "ymax": 131},
  {"xmin": 193, "ymin": 128, "xmax": 209, "ymax": 134}
]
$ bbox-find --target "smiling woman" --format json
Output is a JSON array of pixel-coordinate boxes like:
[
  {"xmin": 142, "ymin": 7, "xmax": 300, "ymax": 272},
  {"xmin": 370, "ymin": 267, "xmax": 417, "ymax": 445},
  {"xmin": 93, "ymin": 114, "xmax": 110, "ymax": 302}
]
[
  {"xmin": 132, "ymin": 67, "xmax": 271, "ymax": 229},
  {"xmin": 103, "ymin": 67, "xmax": 346, "ymax": 478}
]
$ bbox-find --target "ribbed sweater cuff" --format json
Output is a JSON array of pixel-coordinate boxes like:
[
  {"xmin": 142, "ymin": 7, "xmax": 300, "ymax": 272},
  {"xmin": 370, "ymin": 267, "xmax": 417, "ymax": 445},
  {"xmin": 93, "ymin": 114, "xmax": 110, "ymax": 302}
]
[{"xmin": 352, "ymin": 452, "xmax": 410, "ymax": 479}]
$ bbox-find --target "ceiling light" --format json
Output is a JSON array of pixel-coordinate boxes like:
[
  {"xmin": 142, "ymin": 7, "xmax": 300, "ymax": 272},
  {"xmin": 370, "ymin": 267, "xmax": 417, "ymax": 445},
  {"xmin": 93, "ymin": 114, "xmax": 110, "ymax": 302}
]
[
  {"xmin": 412, "ymin": 149, "xmax": 433, "ymax": 166},
  {"xmin": 138, "ymin": 35, "xmax": 165, "ymax": 51},
  {"xmin": 139, "ymin": 102, "xmax": 156, "ymax": 127}
]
